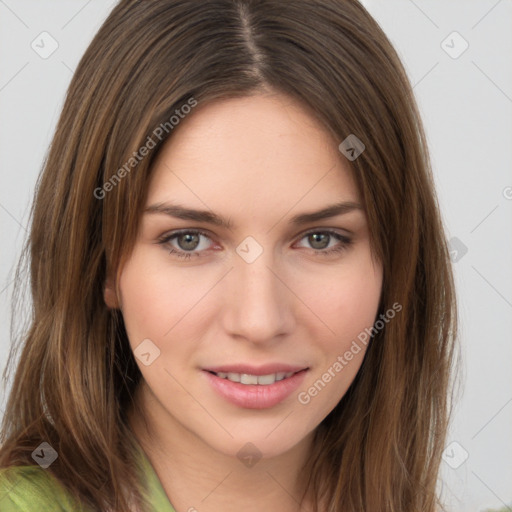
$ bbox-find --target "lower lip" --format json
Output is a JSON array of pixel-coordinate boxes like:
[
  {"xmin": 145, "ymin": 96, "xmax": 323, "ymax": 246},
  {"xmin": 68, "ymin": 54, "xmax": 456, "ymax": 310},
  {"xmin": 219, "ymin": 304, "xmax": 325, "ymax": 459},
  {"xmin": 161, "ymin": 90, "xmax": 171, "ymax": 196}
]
[{"xmin": 203, "ymin": 369, "xmax": 308, "ymax": 409}]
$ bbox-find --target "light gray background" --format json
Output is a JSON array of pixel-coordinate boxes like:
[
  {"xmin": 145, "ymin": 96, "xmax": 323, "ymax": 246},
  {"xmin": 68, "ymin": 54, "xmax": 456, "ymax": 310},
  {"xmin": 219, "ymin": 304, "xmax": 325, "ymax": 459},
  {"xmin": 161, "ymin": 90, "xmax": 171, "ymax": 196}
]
[{"xmin": 0, "ymin": 1, "xmax": 511, "ymax": 511}]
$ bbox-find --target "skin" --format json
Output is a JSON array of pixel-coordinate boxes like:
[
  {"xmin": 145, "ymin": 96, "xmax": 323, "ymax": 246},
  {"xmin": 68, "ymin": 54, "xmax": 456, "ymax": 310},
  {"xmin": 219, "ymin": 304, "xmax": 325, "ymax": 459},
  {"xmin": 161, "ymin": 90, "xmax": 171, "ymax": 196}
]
[{"xmin": 106, "ymin": 91, "xmax": 383, "ymax": 512}]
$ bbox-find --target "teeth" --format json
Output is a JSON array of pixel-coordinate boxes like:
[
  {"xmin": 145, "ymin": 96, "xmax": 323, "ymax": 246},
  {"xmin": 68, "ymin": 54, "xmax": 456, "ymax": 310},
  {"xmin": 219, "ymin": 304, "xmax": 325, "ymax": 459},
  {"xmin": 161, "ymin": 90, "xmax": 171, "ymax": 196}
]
[
  {"xmin": 256, "ymin": 374, "xmax": 276, "ymax": 385},
  {"xmin": 241, "ymin": 374, "xmax": 258, "ymax": 385},
  {"xmin": 214, "ymin": 371, "xmax": 296, "ymax": 385}
]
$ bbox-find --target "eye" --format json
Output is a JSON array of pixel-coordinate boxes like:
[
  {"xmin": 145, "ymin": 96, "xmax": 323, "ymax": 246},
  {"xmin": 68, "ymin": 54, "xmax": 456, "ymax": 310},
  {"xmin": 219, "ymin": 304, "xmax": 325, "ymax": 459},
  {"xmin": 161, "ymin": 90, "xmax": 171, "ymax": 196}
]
[
  {"xmin": 157, "ymin": 228, "xmax": 352, "ymax": 260},
  {"xmin": 157, "ymin": 229, "xmax": 214, "ymax": 260},
  {"xmin": 295, "ymin": 230, "xmax": 352, "ymax": 257}
]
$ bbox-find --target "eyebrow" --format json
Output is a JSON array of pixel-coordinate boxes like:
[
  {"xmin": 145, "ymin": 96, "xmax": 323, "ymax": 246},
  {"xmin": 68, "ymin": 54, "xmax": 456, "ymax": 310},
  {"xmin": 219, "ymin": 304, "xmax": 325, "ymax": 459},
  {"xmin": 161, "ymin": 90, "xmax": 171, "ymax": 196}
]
[{"xmin": 144, "ymin": 201, "xmax": 363, "ymax": 230}]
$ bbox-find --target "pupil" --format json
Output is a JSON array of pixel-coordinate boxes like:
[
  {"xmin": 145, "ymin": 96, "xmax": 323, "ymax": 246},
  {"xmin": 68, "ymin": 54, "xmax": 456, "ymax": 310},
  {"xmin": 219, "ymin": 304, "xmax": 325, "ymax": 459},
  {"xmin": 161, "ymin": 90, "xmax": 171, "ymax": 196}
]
[
  {"xmin": 310, "ymin": 233, "xmax": 329, "ymax": 249},
  {"xmin": 179, "ymin": 233, "xmax": 199, "ymax": 250}
]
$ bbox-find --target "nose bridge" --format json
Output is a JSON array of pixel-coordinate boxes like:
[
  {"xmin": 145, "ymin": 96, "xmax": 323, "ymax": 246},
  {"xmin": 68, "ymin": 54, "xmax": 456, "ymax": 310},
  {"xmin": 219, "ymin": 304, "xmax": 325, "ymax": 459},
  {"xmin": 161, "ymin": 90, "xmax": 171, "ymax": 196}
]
[{"xmin": 223, "ymin": 241, "xmax": 293, "ymax": 341}]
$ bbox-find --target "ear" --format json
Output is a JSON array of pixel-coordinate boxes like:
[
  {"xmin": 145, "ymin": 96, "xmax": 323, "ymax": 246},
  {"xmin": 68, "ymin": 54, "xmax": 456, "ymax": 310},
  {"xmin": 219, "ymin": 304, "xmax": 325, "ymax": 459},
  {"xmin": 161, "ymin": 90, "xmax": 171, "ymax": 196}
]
[{"xmin": 104, "ymin": 276, "xmax": 120, "ymax": 309}]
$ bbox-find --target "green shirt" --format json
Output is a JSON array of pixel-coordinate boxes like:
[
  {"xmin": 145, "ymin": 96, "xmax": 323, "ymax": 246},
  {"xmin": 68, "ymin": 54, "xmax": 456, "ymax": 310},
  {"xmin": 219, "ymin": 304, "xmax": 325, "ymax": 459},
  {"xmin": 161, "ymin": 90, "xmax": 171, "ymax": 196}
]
[{"xmin": 0, "ymin": 441, "xmax": 177, "ymax": 512}]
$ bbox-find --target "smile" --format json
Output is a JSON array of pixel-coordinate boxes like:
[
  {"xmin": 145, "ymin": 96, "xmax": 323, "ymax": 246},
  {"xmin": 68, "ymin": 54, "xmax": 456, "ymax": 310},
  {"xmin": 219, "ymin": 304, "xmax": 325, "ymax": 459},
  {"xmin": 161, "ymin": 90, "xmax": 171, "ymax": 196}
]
[
  {"xmin": 203, "ymin": 369, "xmax": 309, "ymax": 409},
  {"xmin": 208, "ymin": 371, "xmax": 297, "ymax": 385}
]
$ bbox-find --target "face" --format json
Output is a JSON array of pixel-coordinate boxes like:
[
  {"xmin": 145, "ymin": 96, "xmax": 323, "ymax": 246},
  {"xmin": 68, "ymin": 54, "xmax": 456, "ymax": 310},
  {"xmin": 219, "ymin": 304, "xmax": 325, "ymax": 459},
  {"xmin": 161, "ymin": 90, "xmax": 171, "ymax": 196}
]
[{"xmin": 110, "ymin": 92, "xmax": 382, "ymax": 460}]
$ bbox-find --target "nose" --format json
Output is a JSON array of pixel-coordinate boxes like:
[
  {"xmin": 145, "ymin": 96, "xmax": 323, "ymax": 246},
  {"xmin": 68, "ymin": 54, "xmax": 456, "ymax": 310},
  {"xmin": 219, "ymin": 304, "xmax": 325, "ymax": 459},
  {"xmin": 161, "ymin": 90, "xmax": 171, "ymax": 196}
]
[{"xmin": 221, "ymin": 249, "xmax": 296, "ymax": 345}]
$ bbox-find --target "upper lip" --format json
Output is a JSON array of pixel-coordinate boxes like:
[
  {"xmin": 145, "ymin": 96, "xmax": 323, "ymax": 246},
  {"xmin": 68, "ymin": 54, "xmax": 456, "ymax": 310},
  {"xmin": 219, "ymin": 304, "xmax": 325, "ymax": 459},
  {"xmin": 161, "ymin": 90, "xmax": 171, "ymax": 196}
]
[{"xmin": 203, "ymin": 363, "xmax": 309, "ymax": 376}]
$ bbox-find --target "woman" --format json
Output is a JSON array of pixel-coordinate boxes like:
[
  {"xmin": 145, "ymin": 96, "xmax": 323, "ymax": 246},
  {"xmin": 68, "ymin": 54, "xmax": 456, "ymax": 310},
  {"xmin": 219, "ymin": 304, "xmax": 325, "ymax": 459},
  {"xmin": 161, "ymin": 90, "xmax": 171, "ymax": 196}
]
[{"xmin": 0, "ymin": 0, "xmax": 458, "ymax": 511}]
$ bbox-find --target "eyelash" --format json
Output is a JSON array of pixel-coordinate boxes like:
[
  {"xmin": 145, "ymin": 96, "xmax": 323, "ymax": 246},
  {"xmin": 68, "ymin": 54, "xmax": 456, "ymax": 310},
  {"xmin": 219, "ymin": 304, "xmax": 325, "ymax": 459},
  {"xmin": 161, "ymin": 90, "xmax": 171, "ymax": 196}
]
[{"xmin": 157, "ymin": 229, "xmax": 352, "ymax": 260}]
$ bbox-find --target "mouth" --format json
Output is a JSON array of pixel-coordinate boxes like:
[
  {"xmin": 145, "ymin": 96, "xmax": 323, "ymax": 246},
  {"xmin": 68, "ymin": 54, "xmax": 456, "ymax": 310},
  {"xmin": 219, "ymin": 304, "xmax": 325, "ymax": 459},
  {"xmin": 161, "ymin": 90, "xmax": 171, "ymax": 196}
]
[
  {"xmin": 205, "ymin": 369, "xmax": 303, "ymax": 386},
  {"xmin": 202, "ymin": 367, "xmax": 309, "ymax": 409}
]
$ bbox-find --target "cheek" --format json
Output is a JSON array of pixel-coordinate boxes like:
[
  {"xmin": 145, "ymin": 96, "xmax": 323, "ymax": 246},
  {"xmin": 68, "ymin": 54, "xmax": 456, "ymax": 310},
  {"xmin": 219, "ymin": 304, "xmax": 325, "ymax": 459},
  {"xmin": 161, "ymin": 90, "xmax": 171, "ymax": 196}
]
[
  {"xmin": 296, "ymin": 256, "xmax": 382, "ymax": 408},
  {"xmin": 336, "ymin": 267, "xmax": 382, "ymax": 337},
  {"xmin": 117, "ymin": 248, "xmax": 205, "ymax": 346},
  {"xmin": 297, "ymin": 256, "xmax": 382, "ymax": 343},
  {"xmin": 119, "ymin": 242, "xmax": 382, "ymax": 349}
]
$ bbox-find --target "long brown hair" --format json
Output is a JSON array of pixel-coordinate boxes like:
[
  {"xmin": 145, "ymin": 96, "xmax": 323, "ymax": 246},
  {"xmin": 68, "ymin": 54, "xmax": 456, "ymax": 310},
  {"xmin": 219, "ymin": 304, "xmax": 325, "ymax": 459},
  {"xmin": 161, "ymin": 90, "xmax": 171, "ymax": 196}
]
[{"xmin": 0, "ymin": 1, "xmax": 458, "ymax": 511}]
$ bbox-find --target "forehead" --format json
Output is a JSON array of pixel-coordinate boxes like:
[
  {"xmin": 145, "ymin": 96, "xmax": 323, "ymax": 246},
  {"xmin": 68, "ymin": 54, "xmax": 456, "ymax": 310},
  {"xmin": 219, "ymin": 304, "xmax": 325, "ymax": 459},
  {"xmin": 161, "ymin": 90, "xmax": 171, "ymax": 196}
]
[{"xmin": 146, "ymin": 93, "xmax": 361, "ymax": 226}]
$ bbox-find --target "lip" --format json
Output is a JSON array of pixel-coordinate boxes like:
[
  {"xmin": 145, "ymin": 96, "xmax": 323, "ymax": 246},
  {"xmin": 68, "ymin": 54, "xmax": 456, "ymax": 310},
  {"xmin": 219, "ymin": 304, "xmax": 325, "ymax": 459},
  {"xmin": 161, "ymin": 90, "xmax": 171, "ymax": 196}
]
[
  {"xmin": 203, "ymin": 363, "xmax": 308, "ymax": 376},
  {"xmin": 203, "ymin": 368, "xmax": 309, "ymax": 409}
]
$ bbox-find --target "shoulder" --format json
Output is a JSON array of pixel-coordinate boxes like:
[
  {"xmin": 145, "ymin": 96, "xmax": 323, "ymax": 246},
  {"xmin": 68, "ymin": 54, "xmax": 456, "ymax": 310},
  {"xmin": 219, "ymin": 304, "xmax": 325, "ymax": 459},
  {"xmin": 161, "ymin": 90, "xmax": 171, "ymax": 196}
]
[{"xmin": 0, "ymin": 465, "xmax": 86, "ymax": 512}]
